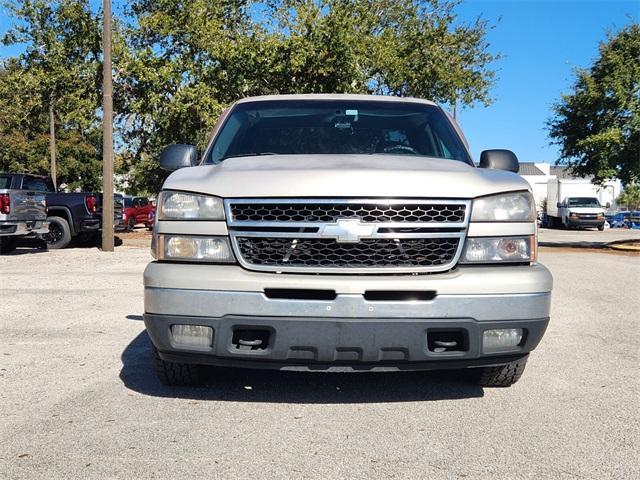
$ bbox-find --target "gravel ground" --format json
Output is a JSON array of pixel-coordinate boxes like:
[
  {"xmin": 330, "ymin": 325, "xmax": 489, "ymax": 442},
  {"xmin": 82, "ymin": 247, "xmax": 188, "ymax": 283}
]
[{"xmin": 0, "ymin": 244, "xmax": 638, "ymax": 479}]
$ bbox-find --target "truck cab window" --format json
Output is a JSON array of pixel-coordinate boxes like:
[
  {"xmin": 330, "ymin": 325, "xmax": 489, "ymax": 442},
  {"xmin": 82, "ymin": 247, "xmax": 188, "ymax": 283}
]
[{"xmin": 21, "ymin": 177, "xmax": 49, "ymax": 192}]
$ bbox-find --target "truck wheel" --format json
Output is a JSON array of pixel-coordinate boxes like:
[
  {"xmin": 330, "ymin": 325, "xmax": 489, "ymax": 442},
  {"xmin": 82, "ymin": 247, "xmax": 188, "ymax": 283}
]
[
  {"xmin": 0, "ymin": 236, "xmax": 17, "ymax": 254},
  {"xmin": 152, "ymin": 344, "xmax": 204, "ymax": 386},
  {"xmin": 473, "ymin": 358, "xmax": 527, "ymax": 387},
  {"xmin": 127, "ymin": 217, "xmax": 136, "ymax": 232},
  {"xmin": 42, "ymin": 216, "xmax": 72, "ymax": 249}
]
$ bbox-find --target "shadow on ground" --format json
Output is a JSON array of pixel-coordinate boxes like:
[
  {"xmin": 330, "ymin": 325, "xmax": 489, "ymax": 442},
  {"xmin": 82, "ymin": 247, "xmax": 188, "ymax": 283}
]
[
  {"xmin": 12, "ymin": 234, "xmax": 123, "ymax": 253},
  {"xmin": 120, "ymin": 329, "xmax": 484, "ymax": 403}
]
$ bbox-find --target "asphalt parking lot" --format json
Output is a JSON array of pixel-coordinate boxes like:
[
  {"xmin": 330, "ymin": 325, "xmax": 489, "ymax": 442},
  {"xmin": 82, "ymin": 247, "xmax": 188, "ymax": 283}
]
[{"xmin": 1, "ymin": 237, "xmax": 638, "ymax": 479}]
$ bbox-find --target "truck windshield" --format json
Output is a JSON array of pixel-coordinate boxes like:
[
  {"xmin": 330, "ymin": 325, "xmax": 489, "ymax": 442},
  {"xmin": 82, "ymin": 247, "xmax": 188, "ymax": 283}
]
[
  {"xmin": 206, "ymin": 100, "xmax": 472, "ymax": 165},
  {"xmin": 0, "ymin": 175, "xmax": 10, "ymax": 189},
  {"xmin": 567, "ymin": 197, "xmax": 601, "ymax": 207}
]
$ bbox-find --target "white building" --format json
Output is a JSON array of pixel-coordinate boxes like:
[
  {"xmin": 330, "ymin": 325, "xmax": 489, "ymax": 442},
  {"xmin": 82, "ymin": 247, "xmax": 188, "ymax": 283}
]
[{"xmin": 517, "ymin": 163, "xmax": 622, "ymax": 212}]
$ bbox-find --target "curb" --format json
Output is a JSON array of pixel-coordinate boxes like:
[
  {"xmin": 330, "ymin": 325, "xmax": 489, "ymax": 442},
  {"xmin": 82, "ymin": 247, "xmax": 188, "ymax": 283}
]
[{"xmin": 539, "ymin": 239, "xmax": 640, "ymax": 251}]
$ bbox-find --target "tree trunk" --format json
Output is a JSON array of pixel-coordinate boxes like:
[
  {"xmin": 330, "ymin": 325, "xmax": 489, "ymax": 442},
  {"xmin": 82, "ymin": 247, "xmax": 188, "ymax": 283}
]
[{"xmin": 49, "ymin": 98, "xmax": 57, "ymax": 190}]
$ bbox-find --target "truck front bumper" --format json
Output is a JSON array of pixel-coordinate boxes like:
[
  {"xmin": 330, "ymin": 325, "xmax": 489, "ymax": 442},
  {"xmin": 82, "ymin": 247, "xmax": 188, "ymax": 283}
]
[
  {"xmin": 566, "ymin": 217, "xmax": 604, "ymax": 228},
  {"xmin": 0, "ymin": 220, "xmax": 49, "ymax": 236},
  {"xmin": 144, "ymin": 263, "xmax": 552, "ymax": 371}
]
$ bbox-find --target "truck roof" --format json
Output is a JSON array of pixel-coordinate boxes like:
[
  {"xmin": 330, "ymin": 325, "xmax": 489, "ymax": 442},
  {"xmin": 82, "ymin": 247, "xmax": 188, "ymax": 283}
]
[{"xmin": 234, "ymin": 93, "xmax": 437, "ymax": 107}]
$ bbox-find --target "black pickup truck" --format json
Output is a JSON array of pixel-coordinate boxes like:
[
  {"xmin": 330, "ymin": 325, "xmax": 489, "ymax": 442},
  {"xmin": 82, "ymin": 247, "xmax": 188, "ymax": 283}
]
[{"xmin": 2, "ymin": 173, "xmax": 123, "ymax": 249}]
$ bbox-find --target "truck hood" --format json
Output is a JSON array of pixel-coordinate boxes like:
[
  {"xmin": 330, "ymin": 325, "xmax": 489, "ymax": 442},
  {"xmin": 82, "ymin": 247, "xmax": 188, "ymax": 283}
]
[{"xmin": 163, "ymin": 154, "xmax": 530, "ymax": 199}]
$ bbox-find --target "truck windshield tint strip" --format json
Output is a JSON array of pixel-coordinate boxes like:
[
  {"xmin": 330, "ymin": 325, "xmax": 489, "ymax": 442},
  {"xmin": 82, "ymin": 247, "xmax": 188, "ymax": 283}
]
[{"xmin": 207, "ymin": 100, "xmax": 471, "ymax": 164}]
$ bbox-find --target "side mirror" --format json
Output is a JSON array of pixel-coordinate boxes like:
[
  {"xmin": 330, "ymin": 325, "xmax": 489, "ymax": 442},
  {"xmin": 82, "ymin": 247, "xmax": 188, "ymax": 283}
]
[
  {"xmin": 606, "ymin": 202, "xmax": 611, "ymax": 209},
  {"xmin": 557, "ymin": 202, "xmax": 564, "ymax": 209},
  {"xmin": 159, "ymin": 144, "xmax": 198, "ymax": 171},
  {"xmin": 479, "ymin": 149, "xmax": 519, "ymax": 173}
]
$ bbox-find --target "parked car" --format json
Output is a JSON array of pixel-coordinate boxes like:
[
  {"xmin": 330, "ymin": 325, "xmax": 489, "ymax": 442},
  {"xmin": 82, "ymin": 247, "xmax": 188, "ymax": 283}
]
[
  {"xmin": 122, "ymin": 196, "xmax": 155, "ymax": 231},
  {"xmin": 611, "ymin": 211, "xmax": 640, "ymax": 229},
  {"xmin": 605, "ymin": 213, "xmax": 616, "ymax": 226},
  {"xmin": 609, "ymin": 211, "xmax": 629, "ymax": 228},
  {"xmin": 1, "ymin": 173, "xmax": 124, "ymax": 249},
  {"xmin": 144, "ymin": 94, "xmax": 553, "ymax": 388},
  {"xmin": 0, "ymin": 172, "xmax": 49, "ymax": 253}
]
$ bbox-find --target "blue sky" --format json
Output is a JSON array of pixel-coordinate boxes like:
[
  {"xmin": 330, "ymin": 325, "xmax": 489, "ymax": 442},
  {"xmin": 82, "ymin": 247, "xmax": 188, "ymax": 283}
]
[
  {"xmin": 1, "ymin": 0, "xmax": 638, "ymax": 163},
  {"xmin": 454, "ymin": 0, "xmax": 639, "ymax": 162}
]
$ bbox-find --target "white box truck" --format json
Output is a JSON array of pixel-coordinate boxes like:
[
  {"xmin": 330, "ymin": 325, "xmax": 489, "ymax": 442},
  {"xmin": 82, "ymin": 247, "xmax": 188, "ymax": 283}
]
[{"xmin": 546, "ymin": 178, "xmax": 607, "ymax": 230}]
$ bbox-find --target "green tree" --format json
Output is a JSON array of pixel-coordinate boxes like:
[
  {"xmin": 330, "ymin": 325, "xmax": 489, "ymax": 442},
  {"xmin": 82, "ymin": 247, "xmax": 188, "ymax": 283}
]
[
  {"xmin": 115, "ymin": 0, "xmax": 257, "ymax": 194},
  {"xmin": 548, "ymin": 24, "xmax": 640, "ymax": 185},
  {"xmin": 118, "ymin": 0, "xmax": 498, "ymax": 193},
  {"xmin": 617, "ymin": 183, "xmax": 640, "ymax": 209},
  {"xmin": 0, "ymin": 0, "xmax": 102, "ymax": 190}
]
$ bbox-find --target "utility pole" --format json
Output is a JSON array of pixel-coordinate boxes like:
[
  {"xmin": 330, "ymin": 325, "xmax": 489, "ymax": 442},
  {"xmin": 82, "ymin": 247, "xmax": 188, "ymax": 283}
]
[
  {"xmin": 101, "ymin": 0, "xmax": 114, "ymax": 252},
  {"xmin": 49, "ymin": 99, "xmax": 57, "ymax": 190}
]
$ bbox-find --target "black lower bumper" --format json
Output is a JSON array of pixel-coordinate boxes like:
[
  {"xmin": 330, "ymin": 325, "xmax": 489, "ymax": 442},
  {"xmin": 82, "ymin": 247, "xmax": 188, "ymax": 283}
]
[
  {"xmin": 80, "ymin": 219, "xmax": 101, "ymax": 232},
  {"xmin": 566, "ymin": 218, "xmax": 604, "ymax": 228},
  {"xmin": 145, "ymin": 314, "xmax": 549, "ymax": 372}
]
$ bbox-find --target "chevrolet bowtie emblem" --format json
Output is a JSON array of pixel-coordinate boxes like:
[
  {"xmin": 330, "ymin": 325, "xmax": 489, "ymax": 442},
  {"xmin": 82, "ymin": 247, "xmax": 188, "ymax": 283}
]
[{"xmin": 317, "ymin": 218, "xmax": 378, "ymax": 243}]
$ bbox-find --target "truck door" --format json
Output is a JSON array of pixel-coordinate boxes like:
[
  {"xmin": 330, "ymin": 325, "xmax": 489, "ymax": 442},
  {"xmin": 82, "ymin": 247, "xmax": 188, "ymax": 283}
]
[{"xmin": 136, "ymin": 197, "xmax": 150, "ymax": 223}]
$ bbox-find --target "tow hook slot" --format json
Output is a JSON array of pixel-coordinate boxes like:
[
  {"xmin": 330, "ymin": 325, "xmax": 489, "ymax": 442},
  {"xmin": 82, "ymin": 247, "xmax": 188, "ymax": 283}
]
[
  {"xmin": 427, "ymin": 330, "xmax": 468, "ymax": 353},
  {"xmin": 232, "ymin": 329, "xmax": 270, "ymax": 351}
]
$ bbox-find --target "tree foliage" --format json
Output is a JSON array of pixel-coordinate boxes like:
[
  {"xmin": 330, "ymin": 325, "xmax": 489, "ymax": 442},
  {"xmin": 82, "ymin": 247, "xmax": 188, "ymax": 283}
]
[
  {"xmin": 1, "ymin": 0, "xmax": 499, "ymax": 194},
  {"xmin": 0, "ymin": 0, "xmax": 103, "ymax": 191},
  {"xmin": 617, "ymin": 183, "xmax": 640, "ymax": 210},
  {"xmin": 117, "ymin": 0, "xmax": 498, "ymax": 193},
  {"xmin": 548, "ymin": 24, "xmax": 640, "ymax": 185},
  {"xmin": 114, "ymin": 0, "xmax": 255, "ymax": 193}
]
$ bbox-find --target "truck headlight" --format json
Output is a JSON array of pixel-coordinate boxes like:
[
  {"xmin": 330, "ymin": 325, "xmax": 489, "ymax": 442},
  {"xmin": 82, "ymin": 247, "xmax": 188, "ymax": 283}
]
[
  {"xmin": 471, "ymin": 191, "xmax": 535, "ymax": 222},
  {"xmin": 157, "ymin": 235, "xmax": 235, "ymax": 263},
  {"xmin": 460, "ymin": 236, "xmax": 536, "ymax": 263},
  {"xmin": 158, "ymin": 191, "xmax": 225, "ymax": 220}
]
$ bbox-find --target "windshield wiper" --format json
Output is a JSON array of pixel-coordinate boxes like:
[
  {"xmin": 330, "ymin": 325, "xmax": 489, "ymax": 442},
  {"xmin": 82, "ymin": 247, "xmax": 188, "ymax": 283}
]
[{"xmin": 219, "ymin": 152, "xmax": 277, "ymax": 161}]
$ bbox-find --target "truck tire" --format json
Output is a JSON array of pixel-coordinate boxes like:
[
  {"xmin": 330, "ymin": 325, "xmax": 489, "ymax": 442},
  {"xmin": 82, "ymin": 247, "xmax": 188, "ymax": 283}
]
[
  {"xmin": 127, "ymin": 217, "xmax": 136, "ymax": 232},
  {"xmin": 152, "ymin": 344, "xmax": 204, "ymax": 386},
  {"xmin": 473, "ymin": 358, "xmax": 527, "ymax": 387},
  {"xmin": 42, "ymin": 216, "xmax": 72, "ymax": 249},
  {"xmin": 0, "ymin": 236, "xmax": 17, "ymax": 254}
]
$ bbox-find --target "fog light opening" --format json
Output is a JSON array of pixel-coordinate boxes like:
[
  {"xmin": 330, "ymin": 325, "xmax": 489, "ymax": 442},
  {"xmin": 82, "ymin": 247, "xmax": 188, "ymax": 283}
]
[
  {"xmin": 482, "ymin": 328, "xmax": 524, "ymax": 353},
  {"xmin": 171, "ymin": 324, "xmax": 214, "ymax": 348}
]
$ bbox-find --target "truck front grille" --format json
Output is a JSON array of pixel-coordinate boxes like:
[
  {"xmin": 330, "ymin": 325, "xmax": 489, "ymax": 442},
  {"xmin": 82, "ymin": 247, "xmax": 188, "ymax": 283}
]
[
  {"xmin": 230, "ymin": 202, "xmax": 466, "ymax": 224},
  {"xmin": 225, "ymin": 198, "xmax": 470, "ymax": 274},
  {"xmin": 236, "ymin": 237, "xmax": 460, "ymax": 269}
]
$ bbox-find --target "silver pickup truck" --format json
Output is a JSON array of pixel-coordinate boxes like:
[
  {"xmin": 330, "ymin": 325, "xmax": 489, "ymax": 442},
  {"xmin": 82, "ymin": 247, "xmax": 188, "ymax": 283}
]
[
  {"xmin": 144, "ymin": 94, "xmax": 553, "ymax": 388},
  {"xmin": 0, "ymin": 173, "xmax": 48, "ymax": 254}
]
